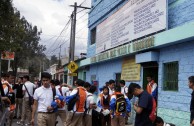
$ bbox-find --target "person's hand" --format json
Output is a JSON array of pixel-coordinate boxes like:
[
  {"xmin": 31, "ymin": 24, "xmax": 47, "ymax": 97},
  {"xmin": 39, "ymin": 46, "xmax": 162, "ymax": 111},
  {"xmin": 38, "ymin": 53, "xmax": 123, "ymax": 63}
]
[
  {"xmin": 192, "ymin": 119, "xmax": 194, "ymax": 125},
  {"xmin": 47, "ymin": 106, "xmax": 54, "ymax": 112},
  {"xmin": 31, "ymin": 118, "xmax": 35, "ymax": 126}
]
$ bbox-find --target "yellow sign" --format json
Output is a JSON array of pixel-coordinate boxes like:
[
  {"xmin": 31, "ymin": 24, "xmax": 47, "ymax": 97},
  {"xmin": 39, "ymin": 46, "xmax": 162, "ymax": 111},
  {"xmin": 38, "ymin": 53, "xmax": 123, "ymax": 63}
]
[
  {"xmin": 68, "ymin": 73, "xmax": 77, "ymax": 76},
  {"xmin": 67, "ymin": 61, "xmax": 78, "ymax": 73},
  {"xmin": 121, "ymin": 57, "xmax": 140, "ymax": 81}
]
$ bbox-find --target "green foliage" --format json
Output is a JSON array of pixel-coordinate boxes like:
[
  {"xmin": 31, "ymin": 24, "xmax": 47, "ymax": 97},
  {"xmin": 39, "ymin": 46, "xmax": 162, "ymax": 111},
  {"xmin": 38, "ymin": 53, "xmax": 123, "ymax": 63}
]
[{"xmin": 0, "ymin": 0, "xmax": 48, "ymax": 77}]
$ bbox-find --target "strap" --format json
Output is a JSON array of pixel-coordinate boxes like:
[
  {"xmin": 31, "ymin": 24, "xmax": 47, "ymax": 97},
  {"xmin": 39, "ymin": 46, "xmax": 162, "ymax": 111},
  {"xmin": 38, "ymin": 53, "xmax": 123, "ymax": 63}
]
[
  {"xmin": 24, "ymin": 84, "xmax": 31, "ymax": 97},
  {"xmin": 52, "ymin": 87, "xmax": 56, "ymax": 101},
  {"xmin": 58, "ymin": 86, "xmax": 63, "ymax": 96}
]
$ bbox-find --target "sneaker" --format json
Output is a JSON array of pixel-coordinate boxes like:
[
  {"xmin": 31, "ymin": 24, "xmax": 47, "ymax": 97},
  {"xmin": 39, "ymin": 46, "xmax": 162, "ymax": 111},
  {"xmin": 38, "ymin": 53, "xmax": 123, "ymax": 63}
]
[{"xmin": 17, "ymin": 121, "xmax": 24, "ymax": 125}]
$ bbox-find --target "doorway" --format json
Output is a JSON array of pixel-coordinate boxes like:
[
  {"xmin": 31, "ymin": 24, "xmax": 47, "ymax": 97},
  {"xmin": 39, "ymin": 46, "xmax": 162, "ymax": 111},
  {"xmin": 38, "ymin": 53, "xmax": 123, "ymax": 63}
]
[{"xmin": 142, "ymin": 62, "xmax": 158, "ymax": 90}]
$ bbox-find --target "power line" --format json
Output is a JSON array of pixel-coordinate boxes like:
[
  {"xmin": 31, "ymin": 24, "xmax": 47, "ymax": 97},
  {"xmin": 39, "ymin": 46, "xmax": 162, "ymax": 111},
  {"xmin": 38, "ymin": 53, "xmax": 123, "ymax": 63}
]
[{"xmin": 80, "ymin": 0, "xmax": 87, "ymax": 6}]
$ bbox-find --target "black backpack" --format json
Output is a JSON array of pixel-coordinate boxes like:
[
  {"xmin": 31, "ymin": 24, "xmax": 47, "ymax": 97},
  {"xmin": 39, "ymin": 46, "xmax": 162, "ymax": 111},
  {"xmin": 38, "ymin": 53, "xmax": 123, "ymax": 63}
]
[
  {"xmin": 115, "ymin": 94, "xmax": 126, "ymax": 113},
  {"xmin": 67, "ymin": 89, "xmax": 79, "ymax": 111}
]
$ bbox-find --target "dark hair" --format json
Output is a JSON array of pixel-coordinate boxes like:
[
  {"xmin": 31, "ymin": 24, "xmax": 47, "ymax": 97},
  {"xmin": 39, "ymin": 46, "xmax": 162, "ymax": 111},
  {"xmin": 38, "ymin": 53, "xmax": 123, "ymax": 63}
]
[
  {"xmin": 84, "ymin": 82, "xmax": 91, "ymax": 88},
  {"xmin": 155, "ymin": 116, "xmax": 164, "ymax": 124},
  {"xmin": 102, "ymin": 86, "xmax": 109, "ymax": 94},
  {"xmin": 109, "ymin": 79, "xmax": 115, "ymax": 84},
  {"xmin": 189, "ymin": 76, "xmax": 194, "ymax": 84},
  {"xmin": 2, "ymin": 73, "xmax": 9, "ymax": 78},
  {"xmin": 76, "ymin": 79, "xmax": 85, "ymax": 86},
  {"xmin": 50, "ymin": 80, "xmax": 55, "ymax": 85},
  {"xmin": 119, "ymin": 80, "xmax": 125, "ymax": 85},
  {"xmin": 147, "ymin": 75, "xmax": 153, "ymax": 79},
  {"xmin": 41, "ymin": 72, "xmax": 51, "ymax": 79},
  {"xmin": 54, "ymin": 79, "xmax": 60, "ymax": 86},
  {"xmin": 105, "ymin": 82, "xmax": 109, "ymax": 86},
  {"xmin": 128, "ymin": 83, "xmax": 141, "ymax": 94},
  {"xmin": 114, "ymin": 85, "xmax": 121, "ymax": 92},
  {"xmin": 89, "ymin": 85, "xmax": 96, "ymax": 93},
  {"xmin": 19, "ymin": 77, "xmax": 23, "ymax": 80},
  {"xmin": 23, "ymin": 75, "xmax": 30, "ymax": 81}
]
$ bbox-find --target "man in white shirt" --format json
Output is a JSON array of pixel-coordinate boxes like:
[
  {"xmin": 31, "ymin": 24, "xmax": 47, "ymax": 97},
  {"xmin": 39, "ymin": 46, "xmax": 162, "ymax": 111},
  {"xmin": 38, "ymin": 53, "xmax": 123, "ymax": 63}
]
[
  {"xmin": 31, "ymin": 72, "xmax": 56, "ymax": 126},
  {"xmin": 55, "ymin": 79, "xmax": 72, "ymax": 126},
  {"xmin": 17, "ymin": 75, "xmax": 36, "ymax": 125},
  {"xmin": 108, "ymin": 80, "xmax": 115, "ymax": 95}
]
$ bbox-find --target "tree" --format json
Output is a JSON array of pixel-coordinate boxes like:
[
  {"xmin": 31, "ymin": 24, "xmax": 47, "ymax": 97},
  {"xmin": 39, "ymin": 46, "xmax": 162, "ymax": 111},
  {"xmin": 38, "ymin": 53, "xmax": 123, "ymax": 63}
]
[{"xmin": 50, "ymin": 55, "xmax": 58, "ymax": 65}]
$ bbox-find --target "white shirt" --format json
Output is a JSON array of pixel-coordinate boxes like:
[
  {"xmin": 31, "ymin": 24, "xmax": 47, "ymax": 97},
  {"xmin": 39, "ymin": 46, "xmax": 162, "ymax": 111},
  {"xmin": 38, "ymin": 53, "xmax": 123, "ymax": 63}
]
[
  {"xmin": 86, "ymin": 92, "xmax": 94, "ymax": 115},
  {"xmin": 55, "ymin": 86, "xmax": 69, "ymax": 110},
  {"xmin": 164, "ymin": 123, "xmax": 171, "ymax": 126},
  {"xmin": 33, "ymin": 86, "xmax": 53, "ymax": 112},
  {"xmin": 108, "ymin": 87, "xmax": 114, "ymax": 95},
  {"xmin": 23, "ymin": 81, "xmax": 36, "ymax": 97},
  {"xmin": 2, "ymin": 81, "xmax": 11, "ymax": 95},
  {"xmin": 121, "ymin": 86, "xmax": 128, "ymax": 95}
]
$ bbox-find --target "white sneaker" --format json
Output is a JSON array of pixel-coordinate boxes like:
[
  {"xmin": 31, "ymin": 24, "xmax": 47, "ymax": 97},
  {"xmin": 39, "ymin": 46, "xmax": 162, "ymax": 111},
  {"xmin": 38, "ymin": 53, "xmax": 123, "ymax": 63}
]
[{"xmin": 17, "ymin": 121, "xmax": 24, "ymax": 125}]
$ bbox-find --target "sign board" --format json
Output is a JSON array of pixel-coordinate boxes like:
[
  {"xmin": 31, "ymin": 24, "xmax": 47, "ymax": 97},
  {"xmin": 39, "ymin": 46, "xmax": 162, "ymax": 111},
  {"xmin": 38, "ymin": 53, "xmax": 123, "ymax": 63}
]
[
  {"xmin": 67, "ymin": 61, "xmax": 78, "ymax": 73},
  {"xmin": 121, "ymin": 57, "xmax": 141, "ymax": 81},
  {"xmin": 96, "ymin": 0, "xmax": 166, "ymax": 54},
  {"xmin": 1, "ymin": 51, "xmax": 15, "ymax": 60},
  {"xmin": 68, "ymin": 73, "xmax": 77, "ymax": 76}
]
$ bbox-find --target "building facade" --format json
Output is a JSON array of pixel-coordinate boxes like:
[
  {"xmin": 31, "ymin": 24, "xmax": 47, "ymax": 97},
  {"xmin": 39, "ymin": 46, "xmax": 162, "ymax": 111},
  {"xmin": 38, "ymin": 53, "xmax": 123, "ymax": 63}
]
[{"xmin": 79, "ymin": 0, "xmax": 194, "ymax": 125}]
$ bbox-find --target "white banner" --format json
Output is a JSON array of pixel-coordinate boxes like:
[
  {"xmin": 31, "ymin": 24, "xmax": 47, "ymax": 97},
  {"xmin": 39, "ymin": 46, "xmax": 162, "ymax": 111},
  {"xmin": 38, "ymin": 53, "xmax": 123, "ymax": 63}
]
[{"xmin": 96, "ymin": 0, "xmax": 167, "ymax": 54}]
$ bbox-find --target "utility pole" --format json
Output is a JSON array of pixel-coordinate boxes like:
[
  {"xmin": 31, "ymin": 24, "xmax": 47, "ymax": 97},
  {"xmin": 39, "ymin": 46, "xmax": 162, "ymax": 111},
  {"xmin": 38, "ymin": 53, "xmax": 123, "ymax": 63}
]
[
  {"xmin": 67, "ymin": 2, "xmax": 91, "ymax": 85},
  {"xmin": 0, "ymin": 52, "xmax": 1, "ymax": 78},
  {"xmin": 58, "ymin": 44, "xmax": 62, "ymax": 67}
]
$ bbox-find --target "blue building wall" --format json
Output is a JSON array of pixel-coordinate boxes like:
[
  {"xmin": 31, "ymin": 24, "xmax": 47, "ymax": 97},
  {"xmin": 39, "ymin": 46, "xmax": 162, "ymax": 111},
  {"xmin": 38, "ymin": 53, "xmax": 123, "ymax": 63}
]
[{"xmin": 157, "ymin": 40, "xmax": 194, "ymax": 126}]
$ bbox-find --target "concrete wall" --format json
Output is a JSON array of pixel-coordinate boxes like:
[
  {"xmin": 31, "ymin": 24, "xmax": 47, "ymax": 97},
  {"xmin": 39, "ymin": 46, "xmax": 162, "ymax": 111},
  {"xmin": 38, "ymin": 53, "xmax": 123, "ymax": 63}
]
[{"xmin": 158, "ymin": 40, "xmax": 194, "ymax": 126}]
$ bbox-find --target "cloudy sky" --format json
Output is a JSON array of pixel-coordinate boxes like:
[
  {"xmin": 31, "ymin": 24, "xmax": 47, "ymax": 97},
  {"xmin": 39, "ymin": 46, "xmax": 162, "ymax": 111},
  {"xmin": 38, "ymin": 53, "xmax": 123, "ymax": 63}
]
[{"xmin": 13, "ymin": 0, "xmax": 91, "ymax": 58}]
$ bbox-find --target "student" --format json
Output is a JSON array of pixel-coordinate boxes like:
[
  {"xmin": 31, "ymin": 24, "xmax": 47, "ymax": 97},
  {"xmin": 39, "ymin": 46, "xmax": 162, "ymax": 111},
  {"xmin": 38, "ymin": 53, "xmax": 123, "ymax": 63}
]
[
  {"xmin": 84, "ymin": 82, "xmax": 91, "ymax": 92},
  {"xmin": 55, "ymin": 80, "xmax": 72, "ymax": 126},
  {"xmin": 17, "ymin": 75, "xmax": 36, "ymax": 125},
  {"xmin": 83, "ymin": 85, "xmax": 97, "ymax": 126},
  {"xmin": 188, "ymin": 76, "xmax": 194, "ymax": 126},
  {"xmin": 66, "ymin": 79, "xmax": 87, "ymax": 126},
  {"xmin": 97, "ymin": 86, "xmax": 111, "ymax": 126},
  {"xmin": 31, "ymin": 72, "xmax": 56, "ymax": 126},
  {"xmin": 12, "ymin": 77, "xmax": 24, "ymax": 119},
  {"xmin": 146, "ymin": 75, "xmax": 157, "ymax": 101},
  {"xmin": 110, "ymin": 86, "xmax": 131, "ymax": 126},
  {"xmin": 108, "ymin": 80, "xmax": 115, "ymax": 95},
  {"xmin": 154, "ymin": 116, "xmax": 175, "ymax": 126},
  {"xmin": 128, "ymin": 83, "xmax": 153, "ymax": 126}
]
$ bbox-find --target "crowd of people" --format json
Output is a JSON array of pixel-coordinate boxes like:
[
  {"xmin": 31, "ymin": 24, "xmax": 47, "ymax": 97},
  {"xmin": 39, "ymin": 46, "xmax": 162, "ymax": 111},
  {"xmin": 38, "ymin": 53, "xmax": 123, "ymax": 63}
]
[{"xmin": 3, "ymin": 72, "xmax": 194, "ymax": 126}]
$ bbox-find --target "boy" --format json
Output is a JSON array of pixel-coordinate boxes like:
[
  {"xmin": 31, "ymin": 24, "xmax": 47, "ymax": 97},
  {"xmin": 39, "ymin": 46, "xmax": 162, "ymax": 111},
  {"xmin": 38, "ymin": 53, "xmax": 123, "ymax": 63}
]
[{"xmin": 110, "ymin": 86, "xmax": 131, "ymax": 126}]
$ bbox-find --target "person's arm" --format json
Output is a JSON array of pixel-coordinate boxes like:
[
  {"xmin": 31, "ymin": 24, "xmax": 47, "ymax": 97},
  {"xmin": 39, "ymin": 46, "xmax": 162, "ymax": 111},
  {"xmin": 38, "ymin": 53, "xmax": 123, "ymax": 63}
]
[
  {"xmin": 133, "ymin": 104, "xmax": 143, "ymax": 114},
  {"xmin": 110, "ymin": 95, "xmax": 116, "ymax": 112},
  {"xmin": 125, "ymin": 96, "xmax": 131, "ymax": 113},
  {"xmin": 22, "ymin": 85, "xmax": 26, "ymax": 96},
  {"xmin": 62, "ymin": 83, "xmax": 73, "ymax": 90},
  {"xmin": 31, "ymin": 100, "xmax": 37, "ymax": 126}
]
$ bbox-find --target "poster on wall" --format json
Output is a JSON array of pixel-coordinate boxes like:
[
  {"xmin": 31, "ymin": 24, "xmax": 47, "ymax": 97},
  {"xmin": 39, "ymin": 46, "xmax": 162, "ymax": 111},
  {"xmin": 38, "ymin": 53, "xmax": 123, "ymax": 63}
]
[
  {"xmin": 121, "ymin": 57, "xmax": 141, "ymax": 81},
  {"xmin": 96, "ymin": 0, "xmax": 167, "ymax": 54},
  {"xmin": 1, "ymin": 51, "xmax": 15, "ymax": 60}
]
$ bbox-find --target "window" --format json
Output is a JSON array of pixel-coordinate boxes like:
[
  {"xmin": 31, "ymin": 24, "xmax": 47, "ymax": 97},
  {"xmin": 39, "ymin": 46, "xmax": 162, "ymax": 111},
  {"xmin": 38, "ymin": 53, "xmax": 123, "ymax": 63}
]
[
  {"xmin": 163, "ymin": 61, "xmax": 178, "ymax": 91},
  {"xmin": 90, "ymin": 28, "xmax": 96, "ymax": 45}
]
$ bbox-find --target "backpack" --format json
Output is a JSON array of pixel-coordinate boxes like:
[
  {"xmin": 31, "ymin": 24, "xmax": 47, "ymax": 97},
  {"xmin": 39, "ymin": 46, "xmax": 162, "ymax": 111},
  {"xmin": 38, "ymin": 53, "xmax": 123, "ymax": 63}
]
[
  {"xmin": 149, "ymin": 97, "xmax": 157, "ymax": 122},
  {"xmin": 115, "ymin": 94, "xmax": 126, "ymax": 113},
  {"xmin": 57, "ymin": 87, "xmax": 65, "ymax": 108},
  {"xmin": 67, "ymin": 89, "xmax": 79, "ymax": 111},
  {"xmin": 76, "ymin": 87, "xmax": 87, "ymax": 112}
]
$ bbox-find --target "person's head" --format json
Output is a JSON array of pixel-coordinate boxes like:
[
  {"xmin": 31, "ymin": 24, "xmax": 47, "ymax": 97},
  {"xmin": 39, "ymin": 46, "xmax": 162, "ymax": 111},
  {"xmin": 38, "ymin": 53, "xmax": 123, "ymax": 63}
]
[
  {"xmin": 114, "ymin": 85, "xmax": 121, "ymax": 92},
  {"xmin": 128, "ymin": 83, "xmax": 143, "ymax": 96},
  {"xmin": 102, "ymin": 86, "xmax": 109, "ymax": 95},
  {"xmin": 1, "ymin": 73, "xmax": 9, "ymax": 81},
  {"xmin": 50, "ymin": 80, "xmax": 55, "ymax": 88},
  {"xmin": 188, "ymin": 76, "xmax": 194, "ymax": 90},
  {"xmin": 41, "ymin": 72, "xmax": 51, "ymax": 88},
  {"xmin": 23, "ymin": 75, "xmax": 30, "ymax": 83},
  {"xmin": 54, "ymin": 79, "xmax": 60, "ymax": 86},
  {"xmin": 7, "ymin": 72, "xmax": 15, "ymax": 84},
  {"xmin": 18, "ymin": 77, "xmax": 23, "ymax": 83},
  {"xmin": 119, "ymin": 80, "xmax": 125, "ymax": 87},
  {"xmin": 147, "ymin": 75, "xmax": 153, "ymax": 83},
  {"xmin": 75, "ymin": 79, "xmax": 85, "ymax": 87},
  {"xmin": 155, "ymin": 116, "xmax": 164, "ymax": 126},
  {"xmin": 108, "ymin": 80, "xmax": 115, "ymax": 90},
  {"xmin": 105, "ymin": 82, "xmax": 109, "ymax": 87},
  {"xmin": 84, "ymin": 82, "xmax": 91, "ymax": 91},
  {"xmin": 89, "ymin": 85, "xmax": 96, "ymax": 94}
]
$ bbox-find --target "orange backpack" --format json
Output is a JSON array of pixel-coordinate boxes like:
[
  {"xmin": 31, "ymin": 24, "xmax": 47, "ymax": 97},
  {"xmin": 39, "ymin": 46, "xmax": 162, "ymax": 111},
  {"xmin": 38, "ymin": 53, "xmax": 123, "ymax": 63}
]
[
  {"xmin": 3, "ymin": 83, "xmax": 15, "ymax": 111},
  {"xmin": 76, "ymin": 87, "xmax": 87, "ymax": 112}
]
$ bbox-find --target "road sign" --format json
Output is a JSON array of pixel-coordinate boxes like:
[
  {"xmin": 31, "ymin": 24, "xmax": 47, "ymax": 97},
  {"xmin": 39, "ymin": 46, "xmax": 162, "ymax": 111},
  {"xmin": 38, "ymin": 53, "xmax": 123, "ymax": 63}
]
[
  {"xmin": 67, "ymin": 61, "xmax": 78, "ymax": 73},
  {"xmin": 68, "ymin": 73, "xmax": 77, "ymax": 76}
]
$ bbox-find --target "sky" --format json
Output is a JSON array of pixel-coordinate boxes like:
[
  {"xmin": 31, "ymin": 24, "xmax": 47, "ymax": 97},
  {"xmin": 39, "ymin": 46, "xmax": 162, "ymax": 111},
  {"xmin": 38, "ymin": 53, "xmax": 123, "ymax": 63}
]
[{"xmin": 13, "ymin": 0, "xmax": 91, "ymax": 58}]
